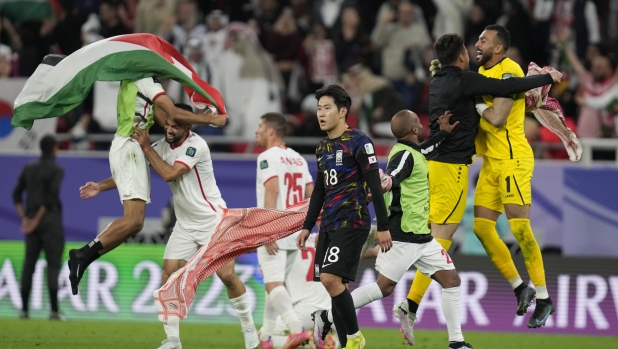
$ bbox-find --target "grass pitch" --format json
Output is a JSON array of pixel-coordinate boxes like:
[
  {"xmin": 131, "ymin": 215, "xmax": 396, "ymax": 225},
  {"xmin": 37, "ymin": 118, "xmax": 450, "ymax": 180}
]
[{"xmin": 0, "ymin": 319, "xmax": 614, "ymax": 349}]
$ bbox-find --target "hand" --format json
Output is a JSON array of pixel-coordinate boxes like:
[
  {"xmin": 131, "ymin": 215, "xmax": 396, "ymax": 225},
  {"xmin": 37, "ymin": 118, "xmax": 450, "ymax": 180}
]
[
  {"xmin": 549, "ymin": 69, "xmax": 562, "ymax": 83},
  {"xmin": 80, "ymin": 181, "xmax": 101, "ymax": 199},
  {"xmin": 265, "ymin": 241, "xmax": 279, "ymax": 255},
  {"xmin": 429, "ymin": 59, "xmax": 441, "ymax": 77},
  {"xmin": 21, "ymin": 218, "xmax": 38, "ymax": 234},
  {"xmin": 296, "ymin": 229, "xmax": 311, "ymax": 251},
  {"xmin": 376, "ymin": 230, "xmax": 392, "ymax": 253},
  {"xmin": 437, "ymin": 110, "xmax": 459, "ymax": 133},
  {"xmin": 379, "ymin": 168, "xmax": 392, "ymax": 193},
  {"xmin": 130, "ymin": 127, "xmax": 151, "ymax": 149},
  {"xmin": 206, "ymin": 109, "xmax": 229, "ymax": 127}
]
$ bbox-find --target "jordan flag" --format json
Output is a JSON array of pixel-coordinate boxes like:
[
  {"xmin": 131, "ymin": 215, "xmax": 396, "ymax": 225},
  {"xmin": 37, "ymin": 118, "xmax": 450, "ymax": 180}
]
[{"xmin": 12, "ymin": 33, "xmax": 226, "ymax": 129}]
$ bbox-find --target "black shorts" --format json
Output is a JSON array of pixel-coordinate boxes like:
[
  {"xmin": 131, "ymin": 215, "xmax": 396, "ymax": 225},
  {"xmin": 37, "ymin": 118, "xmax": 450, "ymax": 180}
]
[{"xmin": 313, "ymin": 228, "xmax": 369, "ymax": 283}]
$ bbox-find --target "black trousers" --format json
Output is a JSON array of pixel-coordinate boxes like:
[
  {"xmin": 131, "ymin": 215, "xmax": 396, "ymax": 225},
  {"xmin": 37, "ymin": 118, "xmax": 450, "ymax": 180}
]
[{"xmin": 20, "ymin": 215, "xmax": 64, "ymax": 312}]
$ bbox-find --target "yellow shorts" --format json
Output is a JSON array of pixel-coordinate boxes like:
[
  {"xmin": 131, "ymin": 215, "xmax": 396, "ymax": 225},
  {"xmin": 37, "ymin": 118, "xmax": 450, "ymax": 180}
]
[
  {"xmin": 474, "ymin": 156, "xmax": 533, "ymax": 213},
  {"xmin": 428, "ymin": 161, "xmax": 468, "ymax": 225}
]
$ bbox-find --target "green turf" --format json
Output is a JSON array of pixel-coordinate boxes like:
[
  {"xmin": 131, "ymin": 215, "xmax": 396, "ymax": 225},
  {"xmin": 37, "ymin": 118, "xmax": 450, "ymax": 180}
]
[{"xmin": 0, "ymin": 319, "xmax": 614, "ymax": 349}]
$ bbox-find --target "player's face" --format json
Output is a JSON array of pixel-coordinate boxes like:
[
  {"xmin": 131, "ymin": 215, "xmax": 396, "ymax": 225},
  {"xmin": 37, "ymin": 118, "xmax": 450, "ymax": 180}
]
[
  {"xmin": 475, "ymin": 30, "xmax": 496, "ymax": 67},
  {"xmin": 164, "ymin": 119, "xmax": 188, "ymax": 144},
  {"xmin": 317, "ymin": 96, "xmax": 345, "ymax": 132},
  {"xmin": 255, "ymin": 119, "xmax": 269, "ymax": 147}
]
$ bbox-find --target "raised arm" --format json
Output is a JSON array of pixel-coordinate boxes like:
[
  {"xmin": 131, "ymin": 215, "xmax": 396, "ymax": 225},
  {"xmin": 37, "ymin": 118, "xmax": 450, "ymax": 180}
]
[{"xmin": 153, "ymin": 94, "xmax": 228, "ymax": 126}]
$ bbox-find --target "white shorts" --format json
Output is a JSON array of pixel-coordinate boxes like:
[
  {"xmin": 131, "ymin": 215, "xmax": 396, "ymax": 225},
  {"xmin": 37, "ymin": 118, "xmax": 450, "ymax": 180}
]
[
  {"xmin": 109, "ymin": 136, "xmax": 151, "ymax": 204},
  {"xmin": 257, "ymin": 247, "xmax": 298, "ymax": 284},
  {"xmin": 163, "ymin": 224, "xmax": 215, "ymax": 261},
  {"xmin": 376, "ymin": 239, "xmax": 455, "ymax": 282}
]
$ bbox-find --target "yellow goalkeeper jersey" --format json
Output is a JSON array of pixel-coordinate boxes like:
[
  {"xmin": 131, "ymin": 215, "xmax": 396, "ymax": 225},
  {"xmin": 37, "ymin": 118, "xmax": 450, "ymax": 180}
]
[{"xmin": 476, "ymin": 57, "xmax": 534, "ymax": 159}]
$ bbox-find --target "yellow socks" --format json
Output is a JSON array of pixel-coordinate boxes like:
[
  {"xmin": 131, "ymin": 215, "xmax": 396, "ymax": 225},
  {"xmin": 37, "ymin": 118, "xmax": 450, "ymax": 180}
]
[
  {"xmin": 473, "ymin": 217, "xmax": 522, "ymax": 288},
  {"xmin": 407, "ymin": 238, "xmax": 452, "ymax": 304},
  {"xmin": 509, "ymin": 218, "xmax": 548, "ymax": 299}
]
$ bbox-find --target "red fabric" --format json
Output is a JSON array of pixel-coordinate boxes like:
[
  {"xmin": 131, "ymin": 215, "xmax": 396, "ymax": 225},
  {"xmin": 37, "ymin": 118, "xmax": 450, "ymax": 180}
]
[
  {"xmin": 154, "ymin": 200, "xmax": 313, "ymax": 322},
  {"xmin": 540, "ymin": 117, "xmax": 577, "ymax": 159},
  {"xmin": 110, "ymin": 34, "xmax": 227, "ymax": 115}
]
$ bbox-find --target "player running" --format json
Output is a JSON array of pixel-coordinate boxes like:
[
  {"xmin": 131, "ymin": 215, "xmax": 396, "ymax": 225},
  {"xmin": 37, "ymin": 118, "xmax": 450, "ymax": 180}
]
[
  {"xmin": 474, "ymin": 24, "xmax": 554, "ymax": 327},
  {"xmin": 254, "ymin": 113, "xmax": 313, "ymax": 349},
  {"xmin": 71, "ymin": 77, "xmax": 227, "ymax": 295},
  {"xmin": 395, "ymin": 33, "xmax": 562, "ymax": 340},
  {"xmin": 297, "ymin": 84, "xmax": 392, "ymax": 349},
  {"xmin": 80, "ymin": 104, "xmax": 258, "ymax": 349}
]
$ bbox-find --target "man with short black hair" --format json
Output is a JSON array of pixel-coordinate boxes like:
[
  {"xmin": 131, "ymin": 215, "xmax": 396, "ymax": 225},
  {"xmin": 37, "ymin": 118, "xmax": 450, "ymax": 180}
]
[{"xmin": 13, "ymin": 135, "xmax": 66, "ymax": 321}]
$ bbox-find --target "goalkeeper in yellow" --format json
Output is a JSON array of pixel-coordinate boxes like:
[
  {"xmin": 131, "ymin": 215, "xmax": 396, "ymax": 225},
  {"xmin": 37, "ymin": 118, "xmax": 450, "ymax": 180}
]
[{"xmin": 473, "ymin": 24, "xmax": 554, "ymax": 328}]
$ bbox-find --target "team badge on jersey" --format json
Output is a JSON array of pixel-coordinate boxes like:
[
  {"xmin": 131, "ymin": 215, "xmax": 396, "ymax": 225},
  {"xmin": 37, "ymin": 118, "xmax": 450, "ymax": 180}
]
[
  {"xmin": 186, "ymin": 147, "xmax": 196, "ymax": 157},
  {"xmin": 364, "ymin": 143, "xmax": 374, "ymax": 154},
  {"xmin": 260, "ymin": 160, "xmax": 269, "ymax": 169},
  {"xmin": 368, "ymin": 156, "xmax": 377, "ymax": 164},
  {"xmin": 501, "ymin": 73, "xmax": 513, "ymax": 79},
  {"xmin": 336, "ymin": 150, "xmax": 343, "ymax": 165}
]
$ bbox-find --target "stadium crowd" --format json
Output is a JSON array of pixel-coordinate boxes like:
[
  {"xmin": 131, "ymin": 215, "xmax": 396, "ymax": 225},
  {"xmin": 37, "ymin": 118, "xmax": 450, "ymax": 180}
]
[{"xmin": 2, "ymin": 0, "xmax": 618, "ymax": 157}]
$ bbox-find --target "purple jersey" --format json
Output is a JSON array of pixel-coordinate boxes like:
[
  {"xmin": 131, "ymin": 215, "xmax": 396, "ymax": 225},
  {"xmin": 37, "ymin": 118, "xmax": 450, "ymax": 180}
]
[{"xmin": 316, "ymin": 128, "xmax": 379, "ymax": 232}]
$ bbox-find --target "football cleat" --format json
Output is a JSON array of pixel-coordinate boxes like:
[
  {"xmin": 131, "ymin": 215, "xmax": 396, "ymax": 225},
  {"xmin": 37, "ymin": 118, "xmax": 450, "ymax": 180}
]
[
  {"xmin": 49, "ymin": 310, "xmax": 67, "ymax": 321},
  {"xmin": 448, "ymin": 341, "xmax": 473, "ymax": 349},
  {"xmin": 515, "ymin": 286, "xmax": 536, "ymax": 316},
  {"xmin": 242, "ymin": 327, "xmax": 259, "ymax": 349},
  {"xmin": 67, "ymin": 249, "xmax": 86, "ymax": 295},
  {"xmin": 393, "ymin": 301, "xmax": 416, "ymax": 346},
  {"xmin": 344, "ymin": 332, "xmax": 365, "ymax": 349},
  {"xmin": 258, "ymin": 337, "xmax": 273, "ymax": 349},
  {"xmin": 282, "ymin": 329, "xmax": 310, "ymax": 349},
  {"xmin": 311, "ymin": 310, "xmax": 332, "ymax": 349},
  {"xmin": 527, "ymin": 298, "xmax": 555, "ymax": 328},
  {"xmin": 157, "ymin": 338, "xmax": 182, "ymax": 349}
]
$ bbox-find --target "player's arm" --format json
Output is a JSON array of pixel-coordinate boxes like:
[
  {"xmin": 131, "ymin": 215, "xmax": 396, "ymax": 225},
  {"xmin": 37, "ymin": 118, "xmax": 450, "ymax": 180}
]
[
  {"xmin": 12, "ymin": 168, "xmax": 26, "ymax": 217},
  {"xmin": 420, "ymin": 110, "xmax": 458, "ymax": 156},
  {"xmin": 461, "ymin": 71, "xmax": 558, "ymax": 98},
  {"xmin": 298, "ymin": 170, "xmax": 325, "ymax": 251},
  {"xmin": 478, "ymin": 97, "xmax": 513, "ymax": 127},
  {"xmin": 153, "ymin": 94, "xmax": 228, "ymax": 127},
  {"xmin": 79, "ymin": 177, "xmax": 117, "ymax": 199},
  {"xmin": 564, "ymin": 44, "xmax": 587, "ymax": 78},
  {"xmin": 132, "ymin": 127, "xmax": 188, "ymax": 182},
  {"xmin": 305, "ymin": 183, "xmax": 314, "ymax": 198}
]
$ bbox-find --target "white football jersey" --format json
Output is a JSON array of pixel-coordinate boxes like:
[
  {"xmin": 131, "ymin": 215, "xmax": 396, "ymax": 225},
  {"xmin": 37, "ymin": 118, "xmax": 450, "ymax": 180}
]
[
  {"xmin": 288, "ymin": 234, "xmax": 331, "ymax": 309},
  {"xmin": 153, "ymin": 132, "xmax": 226, "ymax": 232},
  {"xmin": 256, "ymin": 146, "xmax": 313, "ymax": 210},
  {"xmin": 256, "ymin": 146, "xmax": 313, "ymax": 249}
]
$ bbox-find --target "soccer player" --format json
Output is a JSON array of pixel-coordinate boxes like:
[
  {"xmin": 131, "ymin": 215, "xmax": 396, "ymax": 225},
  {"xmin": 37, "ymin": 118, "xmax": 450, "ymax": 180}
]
[
  {"xmin": 313, "ymin": 110, "xmax": 471, "ymax": 349},
  {"xmin": 71, "ymin": 77, "xmax": 227, "ymax": 295},
  {"xmin": 473, "ymin": 24, "xmax": 554, "ymax": 327},
  {"xmin": 80, "ymin": 104, "xmax": 258, "ymax": 349},
  {"xmin": 297, "ymin": 84, "xmax": 392, "ymax": 349},
  {"xmin": 254, "ymin": 113, "xmax": 313, "ymax": 349},
  {"xmin": 395, "ymin": 33, "xmax": 562, "ymax": 340},
  {"xmin": 271, "ymin": 234, "xmax": 339, "ymax": 349}
]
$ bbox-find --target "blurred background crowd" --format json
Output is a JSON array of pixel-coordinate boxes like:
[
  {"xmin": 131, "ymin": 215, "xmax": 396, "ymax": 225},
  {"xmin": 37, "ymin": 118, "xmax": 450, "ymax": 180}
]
[{"xmin": 2, "ymin": 0, "xmax": 618, "ymax": 158}]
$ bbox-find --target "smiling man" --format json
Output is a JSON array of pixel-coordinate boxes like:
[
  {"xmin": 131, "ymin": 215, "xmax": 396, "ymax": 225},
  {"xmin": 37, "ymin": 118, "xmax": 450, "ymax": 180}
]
[
  {"xmin": 297, "ymin": 84, "xmax": 392, "ymax": 349},
  {"xmin": 474, "ymin": 24, "xmax": 555, "ymax": 328}
]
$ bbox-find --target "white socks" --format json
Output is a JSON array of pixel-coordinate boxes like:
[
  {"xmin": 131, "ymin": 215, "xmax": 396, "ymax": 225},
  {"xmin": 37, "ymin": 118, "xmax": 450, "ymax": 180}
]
[
  {"xmin": 259, "ymin": 296, "xmax": 277, "ymax": 341},
  {"xmin": 269, "ymin": 286, "xmax": 303, "ymax": 334},
  {"xmin": 442, "ymin": 286, "xmax": 464, "ymax": 343},
  {"xmin": 229, "ymin": 293, "xmax": 256, "ymax": 330},
  {"xmin": 535, "ymin": 285, "xmax": 549, "ymax": 300},
  {"xmin": 327, "ymin": 282, "xmax": 384, "ymax": 323},
  {"xmin": 509, "ymin": 277, "xmax": 523, "ymax": 290},
  {"xmin": 163, "ymin": 319, "xmax": 180, "ymax": 340}
]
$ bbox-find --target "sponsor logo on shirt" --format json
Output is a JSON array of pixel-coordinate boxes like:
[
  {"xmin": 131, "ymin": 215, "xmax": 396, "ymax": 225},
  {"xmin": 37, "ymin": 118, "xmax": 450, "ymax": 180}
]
[
  {"xmin": 364, "ymin": 143, "xmax": 375, "ymax": 154},
  {"xmin": 186, "ymin": 147, "xmax": 197, "ymax": 157},
  {"xmin": 260, "ymin": 160, "xmax": 269, "ymax": 169},
  {"xmin": 368, "ymin": 156, "xmax": 377, "ymax": 164},
  {"xmin": 336, "ymin": 150, "xmax": 343, "ymax": 165},
  {"xmin": 501, "ymin": 73, "xmax": 513, "ymax": 80}
]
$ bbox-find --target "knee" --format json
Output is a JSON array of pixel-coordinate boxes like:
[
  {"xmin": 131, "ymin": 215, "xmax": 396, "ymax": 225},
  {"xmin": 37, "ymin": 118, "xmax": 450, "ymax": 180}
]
[
  {"xmin": 217, "ymin": 267, "xmax": 238, "ymax": 287},
  {"xmin": 444, "ymin": 272, "xmax": 461, "ymax": 288},
  {"xmin": 127, "ymin": 218, "xmax": 144, "ymax": 235},
  {"xmin": 380, "ymin": 283, "xmax": 396, "ymax": 297},
  {"xmin": 320, "ymin": 275, "xmax": 343, "ymax": 294}
]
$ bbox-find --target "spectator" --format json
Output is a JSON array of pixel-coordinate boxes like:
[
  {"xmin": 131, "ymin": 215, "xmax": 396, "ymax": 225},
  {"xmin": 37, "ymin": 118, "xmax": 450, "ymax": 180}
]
[
  {"xmin": 263, "ymin": 9, "xmax": 303, "ymax": 91},
  {"xmin": 290, "ymin": 0, "xmax": 312, "ymax": 37},
  {"xmin": 13, "ymin": 135, "xmax": 66, "ymax": 321},
  {"xmin": 497, "ymin": 0, "xmax": 532, "ymax": 64},
  {"xmin": 251, "ymin": 0, "xmax": 282, "ymax": 44},
  {"xmin": 564, "ymin": 42, "xmax": 617, "ymax": 138},
  {"xmin": 134, "ymin": 0, "xmax": 176, "ymax": 35},
  {"xmin": 160, "ymin": 0, "xmax": 206, "ymax": 52},
  {"xmin": 572, "ymin": 0, "xmax": 601, "ymax": 60},
  {"xmin": 371, "ymin": 0, "xmax": 431, "ymax": 109},
  {"xmin": 432, "ymin": 0, "xmax": 472, "ymax": 40},
  {"xmin": 303, "ymin": 23, "xmax": 337, "ymax": 91},
  {"xmin": 312, "ymin": 0, "xmax": 355, "ymax": 30},
  {"xmin": 212, "ymin": 22, "xmax": 284, "ymax": 138},
  {"xmin": 0, "ymin": 44, "xmax": 13, "ymax": 77},
  {"xmin": 82, "ymin": 0, "xmax": 129, "ymax": 45},
  {"xmin": 333, "ymin": 6, "xmax": 372, "ymax": 73},
  {"xmin": 44, "ymin": 0, "xmax": 85, "ymax": 56},
  {"xmin": 201, "ymin": 10, "xmax": 229, "ymax": 67},
  {"xmin": 346, "ymin": 64, "xmax": 405, "ymax": 138}
]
